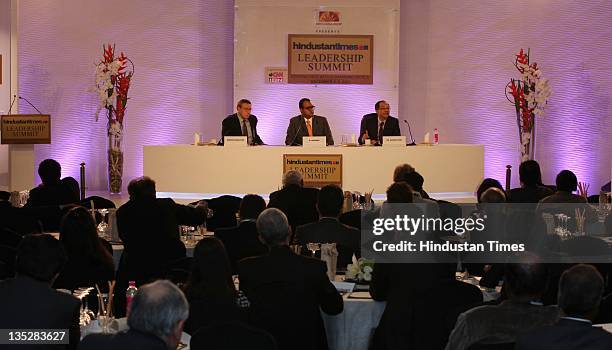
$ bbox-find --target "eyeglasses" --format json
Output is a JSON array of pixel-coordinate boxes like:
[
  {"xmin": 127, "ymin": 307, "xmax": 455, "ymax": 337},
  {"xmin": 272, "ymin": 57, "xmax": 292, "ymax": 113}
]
[{"xmin": 305, "ymin": 106, "xmax": 316, "ymax": 110}]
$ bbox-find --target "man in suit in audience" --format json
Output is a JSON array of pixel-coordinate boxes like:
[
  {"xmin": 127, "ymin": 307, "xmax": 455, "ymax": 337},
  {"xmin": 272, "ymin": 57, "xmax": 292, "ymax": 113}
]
[
  {"xmin": 295, "ymin": 184, "xmax": 360, "ymax": 268},
  {"xmin": 215, "ymin": 194, "xmax": 269, "ymax": 274},
  {"xmin": 358, "ymin": 100, "xmax": 401, "ymax": 145},
  {"xmin": 238, "ymin": 208, "xmax": 343, "ymax": 350},
  {"xmin": 25, "ymin": 159, "xmax": 80, "ymax": 207},
  {"xmin": 80, "ymin": 280, "xmax": 188, "ymax": 350},
  {"xmin": 268, "ymin": 170, "xmax": 319, "ymax": 238},
  {"xmin": 220, "ymin": 99, "xmax": 264, "ymax": 145},
  {"xmin": 539, "ymin": 170, "xmax": 587, "ymax": 204},
  {"xmin": 516, "ymin": 264, "xmax": 612, "ymax": 350},
  {"xmin": 285, "ymin": 98, "xmax": 334, "ymax": 146},
  {"xmin": 445, "ymin": 254, "xmax": 559, "ymax": 350},
  {"xmin": 115, "ymin": 177, "xmax": 207, "ymax": 316},
  {"xmin": 0, "ymin": 234, "xmax": 81, "ymax": 350},
  {"xmin": 402, "ymin": 171, "xmax": 440, "ymax": 217},
  {"xmin": 508, "ymin": 160, "xmax": 554, "ymax": 203},
  {"xmin": 0, "ymin": 191, "xmax": 40, "ymax": 236},
  {"xmin": 23, "ymin": 159, "xmax": 80, "ymax": 231}
]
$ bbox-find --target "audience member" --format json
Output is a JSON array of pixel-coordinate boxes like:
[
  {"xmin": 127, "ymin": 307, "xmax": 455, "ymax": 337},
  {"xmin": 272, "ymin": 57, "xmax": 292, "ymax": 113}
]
[
  {"xmin": 507, "ymin": 160, "xmax": 554, "ymax": 203},
  {"xmin": 80, "ymin": 280, "xmax": 188, "ymax": 350},
  {"xmin": 183, "ymin": 237, "xmax": 247, "ymax": 335},
  {"xmin": 295, "ymin": 184, "xmax": 360, "ymax": 268},
  {"xmin": 215, "ymin": 194, "xmax": 268, "ymax": 274},
  {"xmin": 115, "ymin": 177, "xmax": 207, "ymax": 316},
  {"xmin": 445, "ymin": 254, "xmax": 558, "ymax": 349},
  {"xmin": 392, "ymin": 163, "xmax": 415, "ymax": 183},
  {"xmin": 53, "ymin": 207, "xmax": 115, "ymax": 294},
  {"xmin": 267, "ymin": 170, "xmax": 319, "ymax": 235},
  {"xmin": 25, "ymin": 159, "xmax": 80, "ymax": 207},
  {"xmin": 0, "ymin": 234, "xmax": 81, "ymax": 349},
  {"xmin": 539, "ymin": 170, "xmax": 587, "ymax": 204},
  {"xmin": 516, "ymin": 264, "xmax": 612, "ymax": 350},
  {"xmin": 476, "ymin": 178, "xmax": 505, "ymax": 203},
  {"xmin": 402, "ymin": 171, "xmax": 439, "ymax": 215},
  {"xmin": 0, "ymin": 191, "xmax": 39, "ymax": 236},
  {"xmin": 238, "ymin": 208, "xmax": 343, "ymax": 350}
]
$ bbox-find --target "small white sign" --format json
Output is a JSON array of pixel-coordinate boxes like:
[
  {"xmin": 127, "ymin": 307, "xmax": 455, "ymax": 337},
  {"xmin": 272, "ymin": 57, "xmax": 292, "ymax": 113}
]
[
  {"xmin": 383, "ymin": 136, "xmax": 406, "ymax": 147},
  {"xmin": 331, "ymin": 281, "xmax": 355, "ymax": 293},
  {"xmin": 302, "ymin": 136, "xmax": 327, "ymax": 147},
  {"xmin": 224, "ymin": 136, "xmax": 248, "ymax": 147}
]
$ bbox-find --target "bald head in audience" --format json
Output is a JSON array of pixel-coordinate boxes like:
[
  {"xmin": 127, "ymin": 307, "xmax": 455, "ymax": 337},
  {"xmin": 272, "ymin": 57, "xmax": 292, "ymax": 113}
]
[
  {"xmin": 128, "ymin": 280, "xmax": 189, "ymax": 349},
  {"xmin": 256, "ymin": 208, "xmax": 291, "ymax": 247},
  {"xmin": 558, "ymin": 264, "xmax": 604, "ymax": 321}
]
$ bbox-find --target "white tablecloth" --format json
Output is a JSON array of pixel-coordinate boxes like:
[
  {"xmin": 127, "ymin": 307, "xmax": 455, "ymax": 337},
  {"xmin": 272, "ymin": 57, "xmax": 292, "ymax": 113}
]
[{"xmin": 323, "ymin": 295, "xmax": 386, "ymax": 350}]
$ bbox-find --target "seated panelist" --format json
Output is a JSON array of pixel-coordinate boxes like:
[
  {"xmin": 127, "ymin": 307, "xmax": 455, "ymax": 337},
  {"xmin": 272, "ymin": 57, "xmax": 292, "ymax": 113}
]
[
  {"xmin": 358, "ymin": 100, "xmax": 401, "ymax": 145},
  {"xmin": 285, "ymin": 98, "xmax": 334, "ymax": 146},
  {"xmin": 221, "ymin": 99, "xmax": 264, "ymax": 145}
]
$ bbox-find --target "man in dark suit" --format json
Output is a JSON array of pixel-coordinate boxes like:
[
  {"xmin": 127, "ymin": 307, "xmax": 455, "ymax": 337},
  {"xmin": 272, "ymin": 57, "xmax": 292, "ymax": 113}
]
[
  {"xmin": 220, "ymin": 99, "xmax": 264, "ymax": 145},
  {"xmin": 358, "ymin": 100, "xmax": 401, "ymax": 145},
  {"xmin": 295, "ymin": 184, "xmax": 360, "ymax": 268},
  {"xmin": 508, "ymin": 160, "xmax": 554, "ymax": 203},
  {"xmin": 115, "ymin": 177, "xmax": 207, "ymax": 316},
  {"xmin": 516, "ymin": 264, "xmax": 612, "ymax": 350},
  {"xmin": 267, "ymin": 170, "xmax": 319, "ymax": 238},
  {"xmin": 0, "ymin": 234, "xmax": 81, "ymax": 350},
  {"xmin": 285, "ymin": 98, "xmax": 334, "ymax": 145},
  {"xmin": 25, "ymin": 159, "xmax": 80, "ymax": 207},
  {"xmin": 238, "ymin": 208, "xmax": 343, "ymax": 350},
  {"xmin": 80, "ymin": 280, "xmax": 188, "ymax": 350},
  {"xmin": 215, "ymin": 194, "xmax": 268, "ymax": 274},
  {"xmin": 445, "ymin": 255, "xmax": 559, "ymax": 350}
]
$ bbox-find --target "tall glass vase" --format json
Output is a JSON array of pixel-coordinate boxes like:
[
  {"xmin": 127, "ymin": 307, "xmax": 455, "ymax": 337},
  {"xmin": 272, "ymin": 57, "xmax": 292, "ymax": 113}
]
[{"xmin": 108, "ymin": 120, "xmax": 124, "ymax": 194}]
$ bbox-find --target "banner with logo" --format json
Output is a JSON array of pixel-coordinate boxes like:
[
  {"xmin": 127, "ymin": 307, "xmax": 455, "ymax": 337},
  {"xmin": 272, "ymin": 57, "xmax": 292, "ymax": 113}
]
[
  {"xmin": 288, "ymin": 34, "xmax": 373, "ymax": 84},
  {"xmin": 283, "ymin": 154, "xmax": 342, "ymax": 188}
]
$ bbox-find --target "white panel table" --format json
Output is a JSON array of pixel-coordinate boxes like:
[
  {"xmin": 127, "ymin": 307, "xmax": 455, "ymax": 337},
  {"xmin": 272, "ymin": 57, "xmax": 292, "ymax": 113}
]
[{"xmin": 143, "ymin": 144, "xmax": 484, "ymax": 199}]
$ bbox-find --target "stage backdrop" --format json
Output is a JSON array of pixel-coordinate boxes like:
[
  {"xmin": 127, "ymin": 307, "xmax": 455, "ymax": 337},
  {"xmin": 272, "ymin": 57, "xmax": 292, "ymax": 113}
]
[
  {"xmin": 15, "ymin": 0, "xmax": 611, "ymax": 192},
  {"xmin": 234, "ymin": 0, "xmax": 400, "ymax": 146}
]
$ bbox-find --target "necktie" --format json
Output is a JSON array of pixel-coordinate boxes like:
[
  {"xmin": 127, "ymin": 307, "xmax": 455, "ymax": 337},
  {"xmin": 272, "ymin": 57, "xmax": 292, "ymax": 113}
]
[
  {"xmin": 378, "ymin": 122, "xmax": 384, "ymax": 144},
  {"xmin": 242, "ymin": 119, "xmax": 248, "ymax": 136},
  {"xmin": 306, "ymin": 119, "xmax": 313, "ymax": 137},
  {"xmin": 242, "ymin": 119, "xmax": 252, "ymax": 145}
]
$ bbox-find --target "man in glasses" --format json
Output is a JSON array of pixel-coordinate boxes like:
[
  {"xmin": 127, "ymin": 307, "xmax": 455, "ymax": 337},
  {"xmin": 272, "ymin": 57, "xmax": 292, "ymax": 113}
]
[
  {"xmin": 220, "ymin": 99, "xmax": 264, "ymax": 145},
  {"xmin": 358, "ymin": 100, "xmax": 401, "ymax": 145},
  {"xmin": 285, "ymin": 98, "xmax": 334, "ymax": 146}
]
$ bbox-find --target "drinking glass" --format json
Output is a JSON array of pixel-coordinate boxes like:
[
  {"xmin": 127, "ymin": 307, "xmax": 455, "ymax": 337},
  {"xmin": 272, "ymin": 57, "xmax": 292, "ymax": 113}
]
[{"xmin": 306, "ymin": 243, "xmax": 321, "ymax": 257}]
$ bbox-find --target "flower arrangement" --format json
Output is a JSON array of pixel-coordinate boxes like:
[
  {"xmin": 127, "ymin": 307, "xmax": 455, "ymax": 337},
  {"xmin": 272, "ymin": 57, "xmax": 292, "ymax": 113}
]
[
  {"xmin": 346, "ymin": 258, "xmax": 374, "ymax": 282},
  {"xmin": 94, "ymin": 44, "xmax": 134, "ymax": 193},
  {"xmin": 505, "ymin": 49, "xmax": 551, "ymax": 162}
]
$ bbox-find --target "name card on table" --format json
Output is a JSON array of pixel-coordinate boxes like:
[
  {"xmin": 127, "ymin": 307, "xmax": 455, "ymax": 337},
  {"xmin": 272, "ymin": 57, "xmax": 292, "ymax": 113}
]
[
  {"xmin": 382, "ymin": 136, "xmax": 406, "ymax": 147},
  {"xmin": 223, "ymin": 136, "xmax": 248, "ymax": 147},
  {"xmin": 302, "ymin": 136, "xmax": 326, "ymax": 147}
]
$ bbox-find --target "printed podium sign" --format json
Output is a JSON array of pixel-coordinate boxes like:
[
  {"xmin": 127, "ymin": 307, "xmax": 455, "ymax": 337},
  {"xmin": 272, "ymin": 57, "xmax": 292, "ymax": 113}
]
[
  {"xmin": 1, "ymin": 114, "xmax": 51, "ymax": 144},
  {"xmin": 283, "ymin": 154, "xmax": 342, "ymax": 188}
]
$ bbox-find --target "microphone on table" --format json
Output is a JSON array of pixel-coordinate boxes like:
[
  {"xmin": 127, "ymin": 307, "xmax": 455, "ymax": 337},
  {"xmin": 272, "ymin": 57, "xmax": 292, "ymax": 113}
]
[
  {"xmin": 288, "ymin": 120, "xmax": 304, "ymax": 146},
  {"xmin": 19, "ymin": 96, "xmax": 43, "ymax": 114},
  {"xmin": 403, "ymin": 119, "xmax": 417, "ymax": 146},
  {"xmin": 7, "ymin": 95, "xmax": 17, "ymax": 114}
]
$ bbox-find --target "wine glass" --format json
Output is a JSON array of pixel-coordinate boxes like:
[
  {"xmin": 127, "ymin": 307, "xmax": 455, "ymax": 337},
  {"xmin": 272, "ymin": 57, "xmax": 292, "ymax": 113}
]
[{"xmin": 306, "ymin": 243, "xmax": 321, "ymax": 257}]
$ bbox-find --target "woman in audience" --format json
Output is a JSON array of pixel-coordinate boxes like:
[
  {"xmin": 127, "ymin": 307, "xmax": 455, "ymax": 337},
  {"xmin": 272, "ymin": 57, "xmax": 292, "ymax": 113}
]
[
  {"xmin": 183, "ymin": 237, "xmax": 247, "ymax": 335},
  {"xmin": 54, "ymin": 206, "xmax": 115, "ymax": 292}
]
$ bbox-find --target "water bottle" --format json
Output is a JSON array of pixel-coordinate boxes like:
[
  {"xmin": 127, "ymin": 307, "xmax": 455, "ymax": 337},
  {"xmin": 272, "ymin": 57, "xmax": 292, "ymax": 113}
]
[
  {"xmin": 126, "ymin": 281, "xmax": 138, "ymax": 314},
  {"xmin": 434, "ymin": 128, "xmax": 439, "ymax": 145}
]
